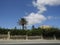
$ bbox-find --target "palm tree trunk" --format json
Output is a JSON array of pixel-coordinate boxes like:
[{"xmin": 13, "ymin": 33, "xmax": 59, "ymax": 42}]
[{"xmin": 22, "ymin": 25, "xmax": 24, "ymax": 30}]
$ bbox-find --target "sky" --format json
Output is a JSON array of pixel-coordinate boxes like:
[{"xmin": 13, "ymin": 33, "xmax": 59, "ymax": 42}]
[{"xmin": 0, "ymin": 0, "xmax": 60, "ymax": 29}]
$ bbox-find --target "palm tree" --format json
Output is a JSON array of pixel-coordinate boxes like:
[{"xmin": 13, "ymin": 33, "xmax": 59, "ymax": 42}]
[{"xmin": 18, "ymin": 18, "xmax": 27, "ymax": 30}]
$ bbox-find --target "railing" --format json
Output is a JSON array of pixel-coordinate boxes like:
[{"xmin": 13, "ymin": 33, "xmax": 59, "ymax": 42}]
[
  {"xmin": 10, "ymin": 35, "xmax": 41, "ymax": 40},
  {"xmin": 10, "ymin": 35, "xmax": 26, "ymax": 39},
  {"xmin": 0, "ymin": 32, "xmax": 58, "ymax": 40},
  {"xmin": 0, "ymin": 35, "xmax": 42, "ymax": 40},
  {"xmin": 0, "ymin": 34, "xmax": 8, "ymax": 39},
  {"xmin": 0, "ymin": 34, "xmax": 58, "ymax": 40}
]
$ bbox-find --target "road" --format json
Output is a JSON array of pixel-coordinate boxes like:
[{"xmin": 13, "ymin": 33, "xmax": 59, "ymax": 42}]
[{"xmin": 0, "ymin": 43, "xmax": 60, "ymax": 45}]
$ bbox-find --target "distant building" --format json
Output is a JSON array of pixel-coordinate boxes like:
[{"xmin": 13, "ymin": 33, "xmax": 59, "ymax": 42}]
[{"xmin": 40, "ymin": 25, "xmax": 51, "ymax": 29}]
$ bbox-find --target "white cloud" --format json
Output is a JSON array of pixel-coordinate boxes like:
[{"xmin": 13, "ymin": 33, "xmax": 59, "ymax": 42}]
[
  {"xmin": 33, "ymin": 0, "xmax": 60, "ymax": 13},
  {"xmin": 24, "ymin": 13, "xmax": 46, "ymax": 25},
  {"xmin": 47, "ymin": 16, "xmax": 60, "ymax": 20},
  {"xmin": 24, "ymin": 0, "xmax": 60, "ymax": 25},
  {"xmin": 47, "ymin": 16, "xmax": 53, "ymax": 19}
]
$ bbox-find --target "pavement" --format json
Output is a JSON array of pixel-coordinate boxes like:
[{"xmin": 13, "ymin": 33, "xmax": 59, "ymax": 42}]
[{"xmin": 0, "ymin": 39, "xmax": 60, "ymax": 44}]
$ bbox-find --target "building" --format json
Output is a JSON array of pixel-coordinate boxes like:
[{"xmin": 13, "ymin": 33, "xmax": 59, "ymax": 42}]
[{"xmin": 40, "ymin": 25, "xmax": 51, "ymax": 29}]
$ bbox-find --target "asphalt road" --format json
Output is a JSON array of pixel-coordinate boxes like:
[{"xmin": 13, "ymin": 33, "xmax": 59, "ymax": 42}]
[{"xmin": 0, "ymin": 43, "xmax": 60, "ymax": 45}]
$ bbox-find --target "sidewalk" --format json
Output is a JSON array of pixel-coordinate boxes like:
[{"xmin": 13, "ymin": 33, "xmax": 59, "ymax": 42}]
[{"xmin": 0, "ymin": 39, "xmax": 60, "ymax": 44}]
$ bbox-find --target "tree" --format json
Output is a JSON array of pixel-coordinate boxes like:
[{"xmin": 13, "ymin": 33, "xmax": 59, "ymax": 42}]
[
  {"xmin": 18, "ymin": 18, "xmax": 27, "ymax": 30},
  {"xmin": 14, "ymin": 26, "xmax": 17, "ymax": 30},
  {"xmin": 32, "ymin": 25, "xmax": 35, "ymax": 30}
]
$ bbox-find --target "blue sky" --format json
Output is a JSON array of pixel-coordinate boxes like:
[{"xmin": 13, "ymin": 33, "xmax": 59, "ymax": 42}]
[{"xmin": 0, "ymin": 0, "xmax": 60, "ymax": 29}]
